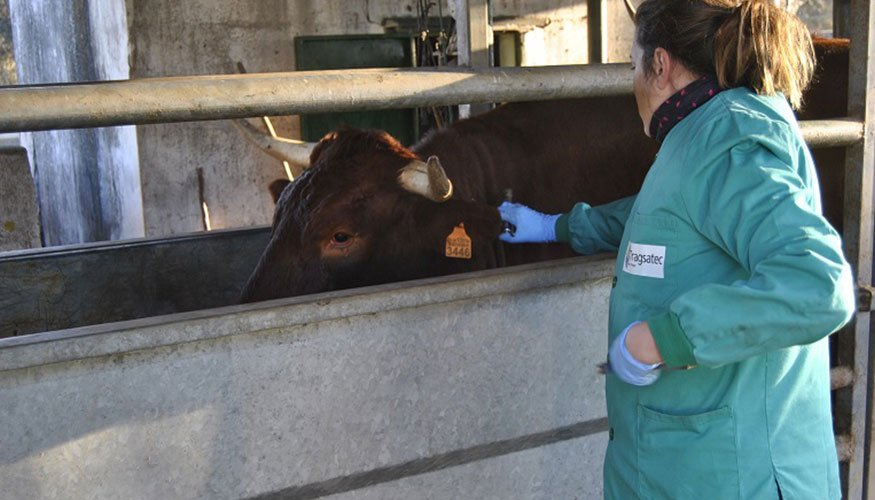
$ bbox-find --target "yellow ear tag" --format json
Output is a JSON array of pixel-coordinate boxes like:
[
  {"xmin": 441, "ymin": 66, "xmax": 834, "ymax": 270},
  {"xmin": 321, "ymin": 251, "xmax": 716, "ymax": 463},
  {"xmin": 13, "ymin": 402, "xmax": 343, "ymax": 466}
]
[{"xmin": 445, "ymin": 223, "xmax": 472, "ymax": 259}]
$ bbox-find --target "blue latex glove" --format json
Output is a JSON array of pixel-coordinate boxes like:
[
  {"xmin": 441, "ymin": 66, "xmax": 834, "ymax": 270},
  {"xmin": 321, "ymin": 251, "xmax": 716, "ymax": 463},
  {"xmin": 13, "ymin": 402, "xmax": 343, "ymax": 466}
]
[
  {"xmin": 606, "ymin": 321, "xmax": 662, "ymax": 386},
  {"xmin": 497, "ymin": 201, "xmax": 560, "ymax": 243}
]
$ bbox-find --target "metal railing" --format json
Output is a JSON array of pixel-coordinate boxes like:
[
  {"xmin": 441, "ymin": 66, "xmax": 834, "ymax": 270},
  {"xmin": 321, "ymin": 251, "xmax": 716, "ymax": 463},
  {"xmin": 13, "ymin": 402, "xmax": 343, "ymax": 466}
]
[
  {"xmin": 0, "ymin": 64, "xmax": 632, "ymax": 132},
  {"xmin": 0, "ymin": 46, "xmax": 871, "ymax": 497},
  {"xmin": 0, "ymin": 64, "xmax": 863, "ymax": 152}
]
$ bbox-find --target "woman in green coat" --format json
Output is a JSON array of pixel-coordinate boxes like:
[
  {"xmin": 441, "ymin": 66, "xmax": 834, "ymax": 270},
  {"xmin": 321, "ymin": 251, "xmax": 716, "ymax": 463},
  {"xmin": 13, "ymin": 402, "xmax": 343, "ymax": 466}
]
[{"xmin": 498, "ymin": 0, "xmax": 856, "ymax": 498}]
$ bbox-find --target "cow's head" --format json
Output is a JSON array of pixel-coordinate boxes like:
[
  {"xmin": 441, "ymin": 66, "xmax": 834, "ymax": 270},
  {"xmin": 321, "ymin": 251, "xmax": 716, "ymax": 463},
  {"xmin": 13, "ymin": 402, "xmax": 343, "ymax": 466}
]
[{"xmin": 239, "ymin": 127, "xmax": 502, "ymax": 302}]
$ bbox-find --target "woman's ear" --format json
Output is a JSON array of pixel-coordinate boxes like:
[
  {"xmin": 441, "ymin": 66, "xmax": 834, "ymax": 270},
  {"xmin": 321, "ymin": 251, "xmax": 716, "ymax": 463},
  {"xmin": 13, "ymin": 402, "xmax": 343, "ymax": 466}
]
[{"xmin": 652, "ymin": 47, "xmax": 673, "ymax": 89}]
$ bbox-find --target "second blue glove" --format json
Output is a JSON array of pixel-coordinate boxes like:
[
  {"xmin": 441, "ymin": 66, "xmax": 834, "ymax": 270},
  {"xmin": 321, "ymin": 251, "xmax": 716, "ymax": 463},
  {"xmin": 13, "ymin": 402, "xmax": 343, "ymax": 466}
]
[
  {"xmin": 497, "ymin": 201, "xmax": 560, "ymax": 243},
  {"xmin": 607, "ymin": 321, "xmax": 662, "ymax": 386}
]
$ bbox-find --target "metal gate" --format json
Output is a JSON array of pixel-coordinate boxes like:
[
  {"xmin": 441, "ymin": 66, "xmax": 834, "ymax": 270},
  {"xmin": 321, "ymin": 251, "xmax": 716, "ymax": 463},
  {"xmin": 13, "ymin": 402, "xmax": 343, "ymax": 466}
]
[{"xmin": 0, "ymin": 0, "xmax": 873, "ymax": 497}]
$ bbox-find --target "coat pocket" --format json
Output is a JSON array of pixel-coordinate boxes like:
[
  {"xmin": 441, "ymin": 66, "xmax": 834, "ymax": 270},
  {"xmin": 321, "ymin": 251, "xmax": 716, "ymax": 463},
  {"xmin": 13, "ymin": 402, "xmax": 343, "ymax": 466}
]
[{"xmin": 637, "ymin": 405, "xmax": 739, "ymax": 500}]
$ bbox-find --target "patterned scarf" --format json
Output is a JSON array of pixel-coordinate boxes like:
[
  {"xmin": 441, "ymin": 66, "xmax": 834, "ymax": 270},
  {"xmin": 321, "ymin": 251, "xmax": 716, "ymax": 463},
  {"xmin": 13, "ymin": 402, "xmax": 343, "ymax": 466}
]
[{"xmin": 650, "ymin": 75, "xmax": 724, "ymax": 143}]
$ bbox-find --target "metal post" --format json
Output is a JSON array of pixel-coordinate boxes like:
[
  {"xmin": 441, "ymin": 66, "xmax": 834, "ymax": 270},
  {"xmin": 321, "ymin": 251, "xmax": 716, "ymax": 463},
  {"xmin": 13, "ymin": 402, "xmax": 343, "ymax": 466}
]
[
  {"xmin": 463, "ymin": 0, "xmax": 491, "ymax": 69},
  {"xmin": 845, "ymin": 0, "xmax": 875, "ymax": 497},
  {"xmin": 456, "ymin": 0, "xmax": 492, "ymax": 117},
  {"xmin": 587, "ymin": 0, "xmax": 604, "ymax": 64},
  {"xmin": 834, "ymin": 0, "xmax": 852, "ymax": 38},
  {"xmin": 798, "ymin": 119, "xmax": 863, "ymax": 148}
]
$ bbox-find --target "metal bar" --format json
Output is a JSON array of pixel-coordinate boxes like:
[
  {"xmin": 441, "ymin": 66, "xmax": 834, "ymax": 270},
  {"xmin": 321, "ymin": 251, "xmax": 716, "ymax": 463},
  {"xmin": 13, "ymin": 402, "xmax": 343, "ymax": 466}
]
[
  {"xmin": 840, "ymin": 434, "xmax": 854, "ymax": 463},
  {"xmin": 586, "ymin": 0, "xmax": 604, "ymax": 64},
  {"xmin": 846, "ymin": 0, "xmax": 875, "ymax": 497},
  {"xmin": 226, "ymin": 117, "xmax": 860, "ymax": 169},
  {"xmin": 835, "ymin": 366, "xmax": 857, "ymax": 391},
  {"xmin": 798, "ymin": 119, "xmax": 864, "ymax": 148},
  {"xmin": 0, "ymin": 64, "xmax": 635, "ymax": 133},
  {"xmin": 457, "ymin": 0, "xmax": 493, "ymax": 117},
  {"xmin": 835, "ymin": 0, "xmax": 852, "ymax": 38},
  {"xmin": 859, "ymin": 285, "xmax": 874, "ymax": 313},
  {"xmin": 466, "ymin": 0, "xmax": 491, "ymax": 68},
  {"xmin": 0, "ymin": 69, "xmax": 864, "ymax": 143}
]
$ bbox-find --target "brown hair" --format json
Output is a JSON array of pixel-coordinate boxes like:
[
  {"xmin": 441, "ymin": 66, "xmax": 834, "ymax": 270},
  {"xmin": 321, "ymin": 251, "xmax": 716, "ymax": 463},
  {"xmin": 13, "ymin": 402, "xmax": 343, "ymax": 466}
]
[{"xmin": 634, "ymin": 0, "xmax": 815, "ymax": 109}]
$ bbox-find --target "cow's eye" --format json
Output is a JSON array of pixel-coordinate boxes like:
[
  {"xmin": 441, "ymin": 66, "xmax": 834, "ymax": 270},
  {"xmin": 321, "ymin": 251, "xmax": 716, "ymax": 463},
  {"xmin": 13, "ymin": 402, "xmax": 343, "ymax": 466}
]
[{"xmin": 324, "ymin": 231, "xmax": 357, "ymax": 255}]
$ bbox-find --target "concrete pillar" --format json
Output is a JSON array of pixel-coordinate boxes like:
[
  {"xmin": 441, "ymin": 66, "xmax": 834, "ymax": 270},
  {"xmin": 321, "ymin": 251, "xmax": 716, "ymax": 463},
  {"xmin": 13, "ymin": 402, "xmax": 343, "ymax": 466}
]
[
  {"xmin": 0, "ymin": 146, "xmax": 39, "ymax": 251},
  {"xmin": 603, "ymin": 0, "xmax": 635, "ymax": 64},
  {"xmin": 9, "ymin": 0, "xmax": 143, "ymax": 246},
  {"xmin": 452, "ymin": 0, "xmax": 493, "ymax": 117}
]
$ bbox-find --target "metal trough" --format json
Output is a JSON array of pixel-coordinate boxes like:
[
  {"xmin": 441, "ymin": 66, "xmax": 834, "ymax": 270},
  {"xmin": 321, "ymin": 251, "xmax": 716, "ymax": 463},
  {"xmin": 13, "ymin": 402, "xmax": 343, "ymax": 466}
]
[
  {"xmin": 0, "ymin": 227, "xmax": 270, "ymax": 337},
  {"xmin": 0, "ymin": 231, "xmax": 616, "ymax": 499}
]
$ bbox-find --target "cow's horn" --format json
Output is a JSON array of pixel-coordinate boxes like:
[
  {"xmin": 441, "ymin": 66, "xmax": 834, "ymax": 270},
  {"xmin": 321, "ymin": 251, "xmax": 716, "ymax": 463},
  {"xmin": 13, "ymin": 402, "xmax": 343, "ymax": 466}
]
[
  {"xmin": 398, "ymin": 155, "xmax": 454, "ymax": 203},
  {"xmin": 233, "ymin": 118, "xmax": 316, "ymax": 172},
  {"xmin": 624, "ymin": 0, "xmax": 636, "ymax": 20}
]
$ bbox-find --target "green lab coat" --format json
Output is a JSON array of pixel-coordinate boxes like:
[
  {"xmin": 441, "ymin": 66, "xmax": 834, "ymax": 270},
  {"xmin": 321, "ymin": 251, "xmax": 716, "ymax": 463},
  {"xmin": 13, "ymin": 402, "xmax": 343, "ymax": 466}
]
[{"xmin": 555, "ymin": 87, "xmax": 855, "ymax": 499}]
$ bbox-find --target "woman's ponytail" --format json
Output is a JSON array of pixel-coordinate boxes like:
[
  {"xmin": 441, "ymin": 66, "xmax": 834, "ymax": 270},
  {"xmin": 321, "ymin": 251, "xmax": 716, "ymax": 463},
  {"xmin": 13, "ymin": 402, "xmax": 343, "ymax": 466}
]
[
  {"xmin": 635, "ymin": 0, "xmax": 815, "ymax": 109},
  {"xmin": 712, "ymin": 0, "xmax": 814, "ymax": 109}
]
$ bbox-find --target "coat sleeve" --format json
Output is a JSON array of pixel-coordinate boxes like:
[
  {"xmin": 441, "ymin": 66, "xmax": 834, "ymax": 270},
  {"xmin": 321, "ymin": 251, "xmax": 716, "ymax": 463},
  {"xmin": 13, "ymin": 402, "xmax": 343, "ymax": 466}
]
[
  {"xmin": 649, "ymin": 140, "xmax": 856, "ymax": 367},
  {"xmin": 555, "ymin": 195, "xmax": 636, "ymax": 254}
]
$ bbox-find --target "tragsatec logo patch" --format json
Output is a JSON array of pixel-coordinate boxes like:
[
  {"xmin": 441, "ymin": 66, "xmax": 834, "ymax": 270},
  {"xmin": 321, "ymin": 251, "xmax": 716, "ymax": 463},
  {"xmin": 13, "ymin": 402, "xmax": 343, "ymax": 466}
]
[{"xmin": 623, "ymin": 242, "xmax": 666, "ymax": 279}]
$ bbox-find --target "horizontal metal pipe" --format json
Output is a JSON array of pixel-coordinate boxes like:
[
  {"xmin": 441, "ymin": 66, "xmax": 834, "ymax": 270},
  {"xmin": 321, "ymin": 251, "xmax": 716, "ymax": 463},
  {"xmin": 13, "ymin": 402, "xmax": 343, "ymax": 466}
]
[
  {"xmin": 244, "ymin": 118, "xmax": 864, "ymax": 162},
  {"xmin": 836, "ymin": 433, "xmax": 852, "ymax": 462},
  {"xmin": 799, "ymin": 118, "xmax": 864, "ymax": 148},
  {"xmin": 0, "ymin": 66, "xmax": 863, "ymax": 150},
  {"xmin": 832, "ymin": 365, "xmax": 855, "ymax": 390},
  {"xmin": 0, "ymin": 64, "xmax": 634, "ymax": 133}
]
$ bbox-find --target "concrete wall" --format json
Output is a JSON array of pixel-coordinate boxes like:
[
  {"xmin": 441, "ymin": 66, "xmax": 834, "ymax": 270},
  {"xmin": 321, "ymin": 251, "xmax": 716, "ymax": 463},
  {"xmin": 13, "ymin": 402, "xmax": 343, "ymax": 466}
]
[
  {"xmin": 8, "ymin": 0, "xmax": 143, "ymax": 246},
  {"xmin": 490, "ymin": 1, "xmax": 590, "ymax": 66},
  {"xmin": 126, "ymin": 0, "xmax": 834, "ymax": 238},
  {"xmin": 0, "ymin": 255, "xmax": 614, "ymax": 499},
  {"xmin": 127, "ymin": 0, "xmax": 300, "ymax": 237},
  {"xmin": 3, "ymin": 1, "xmax": 835, "ymax": 243},
  {"xmin": 602, "ymin": 0, "xmax": 834, "ymax": 64},
  {"xmin": 787, "ymin": 0, "xmax": 834, "ymax": 34},
  {"xmin": 127, "ymin": 0, "xmax": 596, "ymax": 238}
]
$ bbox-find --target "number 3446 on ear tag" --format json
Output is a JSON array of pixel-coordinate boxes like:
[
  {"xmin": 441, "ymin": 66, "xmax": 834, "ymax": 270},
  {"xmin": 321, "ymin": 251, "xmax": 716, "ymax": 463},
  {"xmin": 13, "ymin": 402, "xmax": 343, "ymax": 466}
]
[{"xmin": 445, "ymin": 223, "xmax": 472, "ymax": 259}]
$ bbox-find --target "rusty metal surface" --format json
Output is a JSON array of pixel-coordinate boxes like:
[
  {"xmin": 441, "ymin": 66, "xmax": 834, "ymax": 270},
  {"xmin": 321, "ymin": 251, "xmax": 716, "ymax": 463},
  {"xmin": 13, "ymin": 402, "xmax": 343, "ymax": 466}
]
[{"xmin": 0, "ymin": 64, "xmax": 636, "ymax": 133}]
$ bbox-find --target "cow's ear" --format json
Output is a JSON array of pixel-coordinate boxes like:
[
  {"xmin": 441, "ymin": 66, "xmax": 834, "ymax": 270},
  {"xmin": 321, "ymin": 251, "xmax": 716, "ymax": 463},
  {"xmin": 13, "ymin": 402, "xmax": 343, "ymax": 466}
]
[
  {"xmin": 309, "ymin": 130, "xmax": 338, "ymax": 164},
  {"xmin": 269, "ymin": 179, "xmax": 291, "ymax": 204}
]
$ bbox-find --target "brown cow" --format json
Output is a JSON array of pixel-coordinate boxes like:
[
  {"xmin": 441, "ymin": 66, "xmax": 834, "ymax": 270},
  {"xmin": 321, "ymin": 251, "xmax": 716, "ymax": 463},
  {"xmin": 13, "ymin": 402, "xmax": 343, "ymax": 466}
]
[
  {"xmin": 239, "ymin": 38, "xmax": 849, "ymax": 303},
  {"xmin": 239, "ymin": 95, "xmax": 657, "ymax": 302}
]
